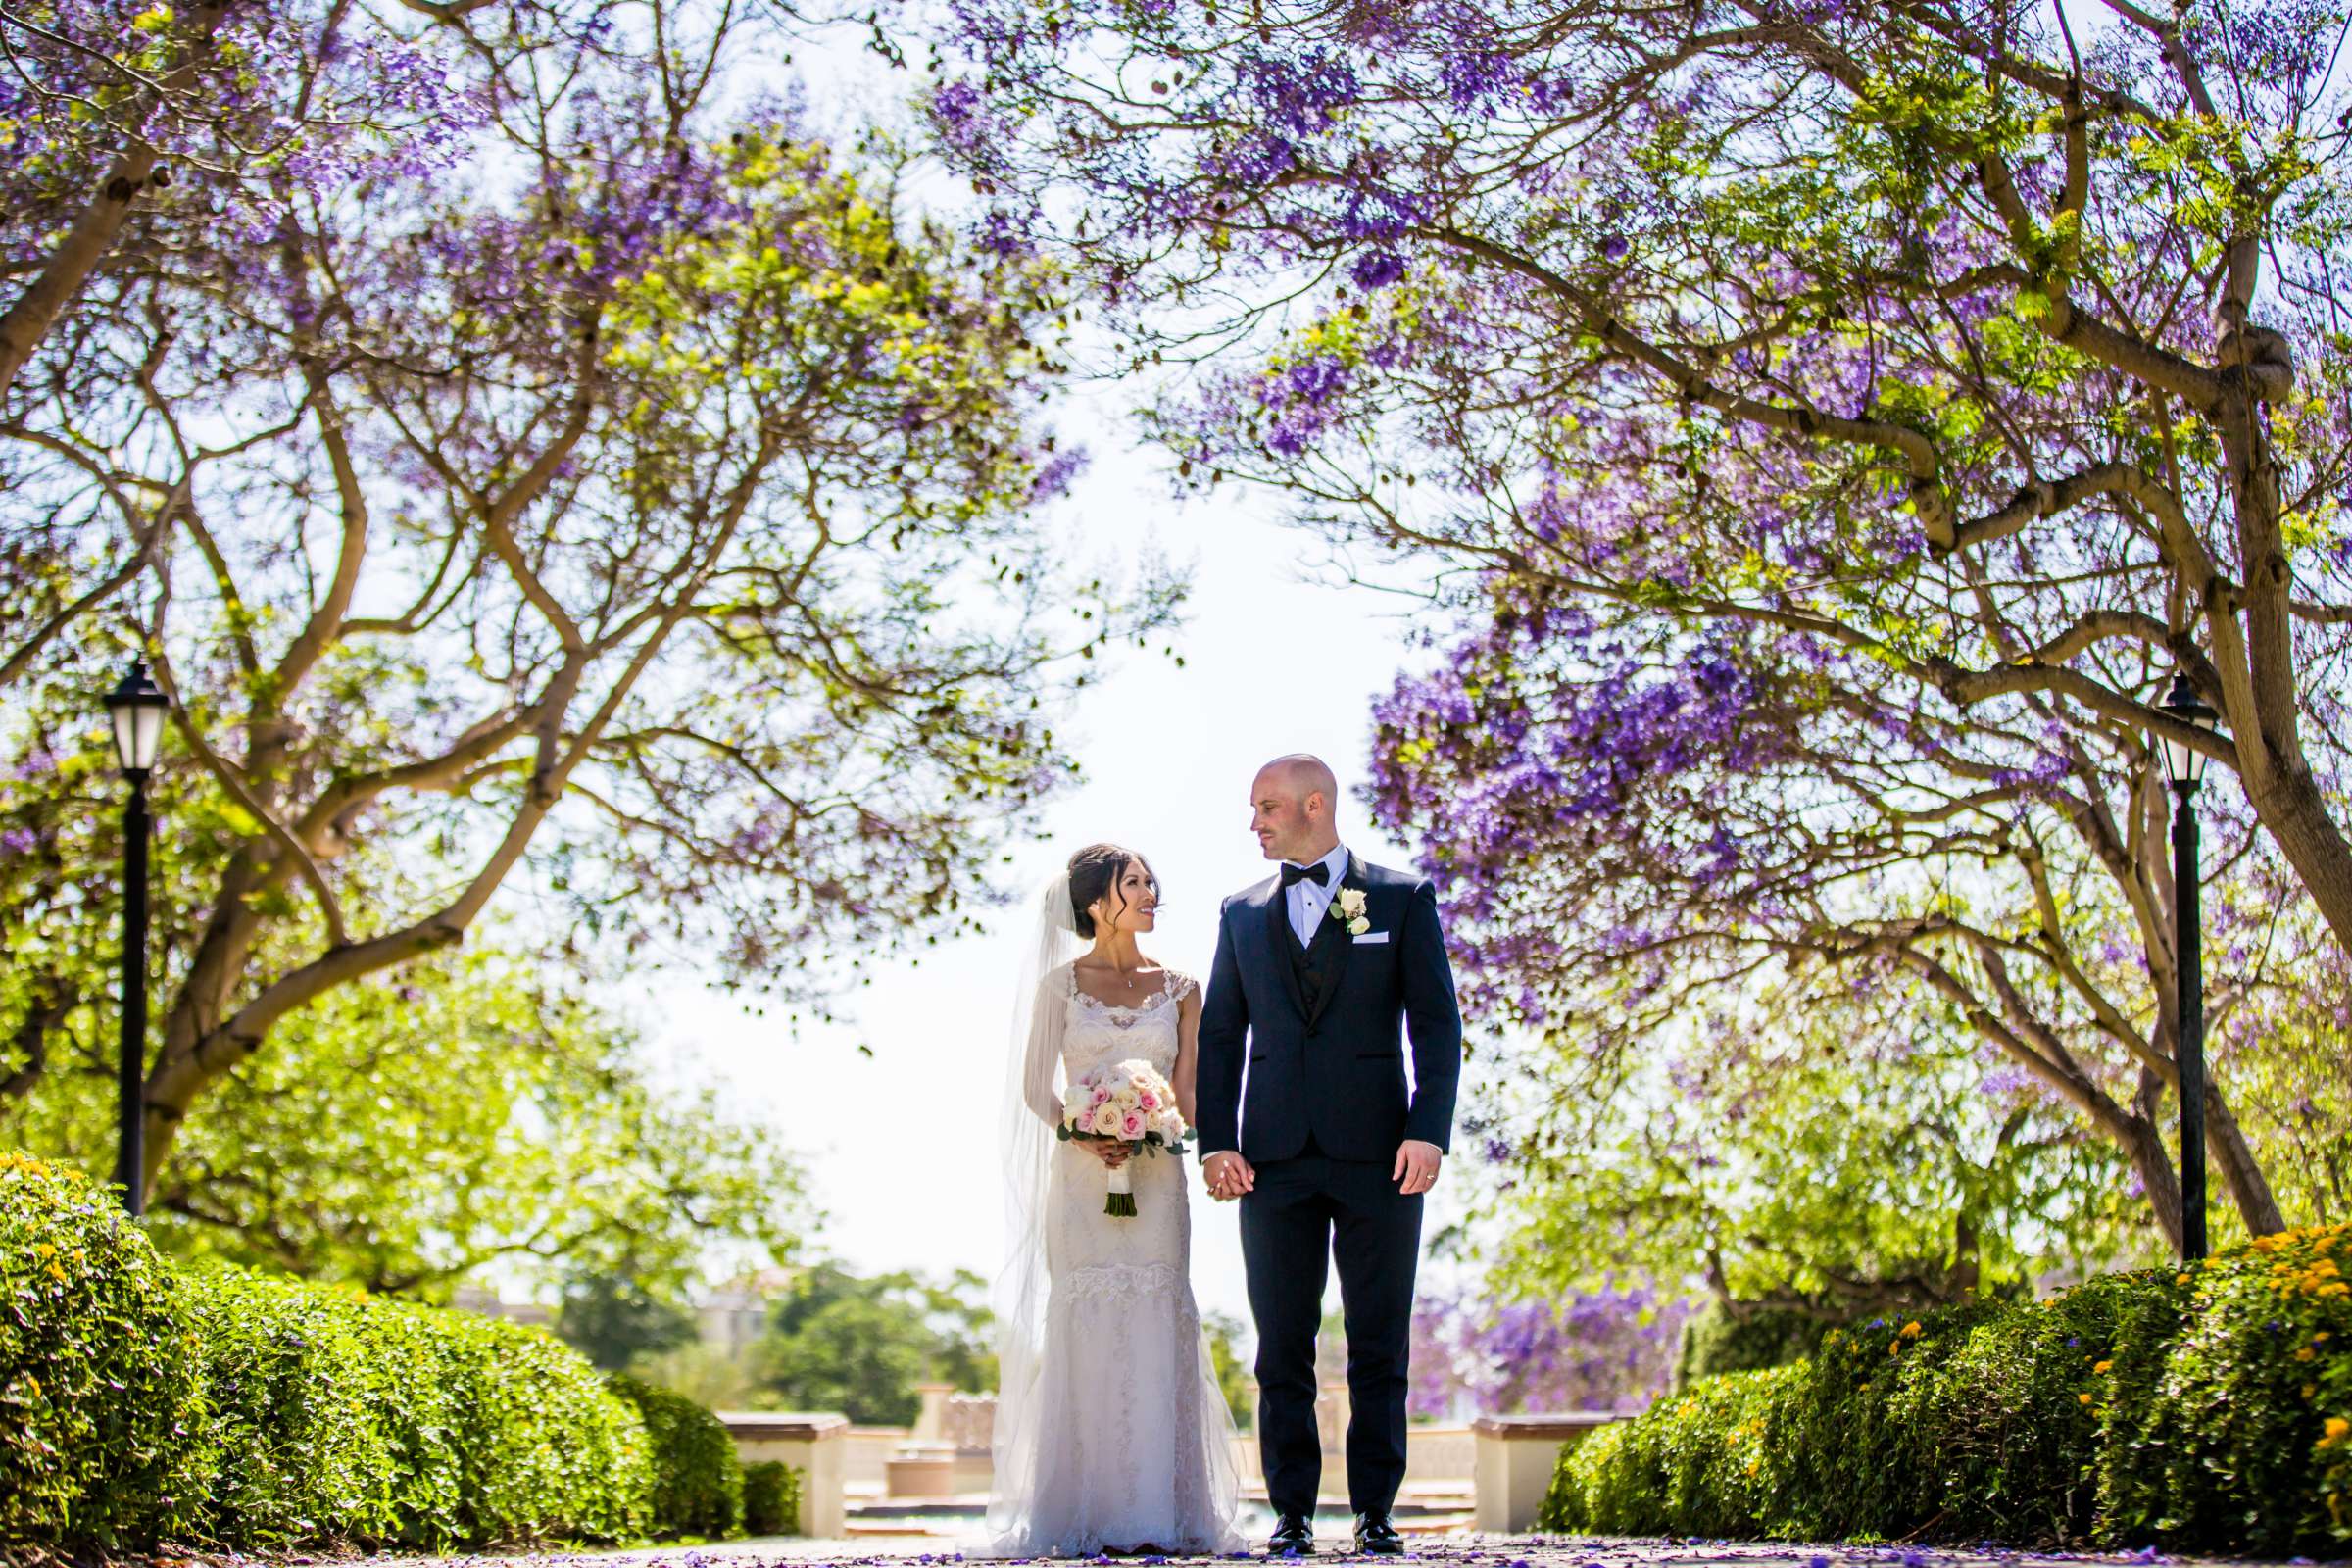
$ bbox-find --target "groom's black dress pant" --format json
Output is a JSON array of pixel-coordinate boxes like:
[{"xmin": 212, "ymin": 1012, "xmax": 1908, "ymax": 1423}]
[{"xmin": 1240, "ymin": 1147, "xmax": 1423, "ymax": 1518}]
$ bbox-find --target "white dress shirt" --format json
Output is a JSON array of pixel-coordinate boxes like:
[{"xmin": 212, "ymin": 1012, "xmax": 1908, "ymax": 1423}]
[{"xmin": 1283, "ymin": 842, "xmax": 1352, "ymax": 947}]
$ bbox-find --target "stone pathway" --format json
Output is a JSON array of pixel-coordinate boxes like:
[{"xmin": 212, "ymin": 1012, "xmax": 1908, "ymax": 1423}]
[{"xmin": 393, "ymin": 1536, "xmax": 2339, "ymax": 1568}]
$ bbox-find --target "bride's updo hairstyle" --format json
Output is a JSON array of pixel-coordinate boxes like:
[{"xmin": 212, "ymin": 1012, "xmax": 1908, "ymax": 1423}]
[{"xmin": 1067, "ymin": 843, "xmax": 1158, "ymax": 938}]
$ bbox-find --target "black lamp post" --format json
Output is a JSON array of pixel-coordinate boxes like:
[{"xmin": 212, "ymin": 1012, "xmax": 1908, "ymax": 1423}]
[
  {"xmin": 2155, "ymin": 672, "xmax": 2221, "ymax": 1261},
  {"xmin": 102, "ymin": 659, "xmax": 170, "ymax": 1216}
]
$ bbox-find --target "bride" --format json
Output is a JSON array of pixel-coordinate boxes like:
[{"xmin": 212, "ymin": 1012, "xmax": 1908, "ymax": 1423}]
[{"xmin": 988, "ymin": 844, "xmax": 1245, "ymax": 1558}]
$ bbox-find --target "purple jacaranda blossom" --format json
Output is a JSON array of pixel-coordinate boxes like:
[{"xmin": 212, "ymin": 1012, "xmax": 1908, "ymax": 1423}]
[
  {"xmin": 1351, "ymin": 250, "xmax": 1408, "ymax": 290},
  {"xmin": 1409, "ymin": 1284, "xmax": 1691, "ymax": 1418}
]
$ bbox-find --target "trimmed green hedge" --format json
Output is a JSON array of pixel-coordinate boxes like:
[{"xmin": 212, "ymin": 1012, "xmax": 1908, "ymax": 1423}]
[
  {"xmin": 0, "ymin": 1152, "xmax": 682, "ymax": 1552},
  {"xmin": 742, "ymin": 1457, "xmax": 803, "ymax": 1536},
  {"xmin": 608, "ymin": 1373, "xmax": 744, "ymax": 1539},
  {"xmin": 0, "ymin": 1153, "xmax": 211, "ymax": 1550},
  {"xmin": 1544, "ymin": 1225, "xmax": 2352, "ymax": 1553},
  {"xmin": 180, "ymin": 1267, "xmax": 654, "ymax": 1547},
  {"xmin": 1676, "ymin": 1300, "xmax": 1842, "ymax": 1385},
  {"xmin": 180, "ymin": 1267, "xmax": 407, "ymax": 1545}
]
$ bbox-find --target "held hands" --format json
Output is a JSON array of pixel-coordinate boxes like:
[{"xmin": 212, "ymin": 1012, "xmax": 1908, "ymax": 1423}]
[
  {"xmin": 1202, "ymin": 1151, "xmax": 1254, "ymax": 1201},
  {"xmin": 1394, "ymin": 1140, "xmax": 1443, "ymax": 1196},
  {"xmin": 1081, "ymin": 1141, "xmax": 1133, "ymax": 1168},
  {"xmin": 1203, "ymin": 1145, "xmax": 1438, "ymax": 1197}
]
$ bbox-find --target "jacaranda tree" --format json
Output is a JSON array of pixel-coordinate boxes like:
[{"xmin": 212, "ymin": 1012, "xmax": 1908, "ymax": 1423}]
[
  {"xmin": 0, "ymin": 0, "xmax": 1176, "ymax": 1200},
  {"xmin": 0, "ymin": 0, "xmax": 480, "ymax": 416},
  {"xmin": 934, "ymin": 0, "xmax": 2352, "ymax": 1250}
]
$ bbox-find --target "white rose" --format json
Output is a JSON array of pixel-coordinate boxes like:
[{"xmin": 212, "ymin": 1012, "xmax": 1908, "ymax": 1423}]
[{"xmin": 1092, "ymin": 1102, "xmax": 1126, "ymax": 1136}]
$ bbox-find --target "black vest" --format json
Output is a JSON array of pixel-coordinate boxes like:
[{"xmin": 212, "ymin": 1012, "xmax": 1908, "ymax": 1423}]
[{"xmin": 1282, "ymin": 902, "xmax": 1348, "ymax": 1019}]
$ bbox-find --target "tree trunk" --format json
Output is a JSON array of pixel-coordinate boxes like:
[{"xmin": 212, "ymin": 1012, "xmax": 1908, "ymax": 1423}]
[
  {"xmin": 2205, "ymin": 1080, "xmax": 2287, "ymax": 1236},
  {"xmin": 0, "ymin": 2, "xmax": 229, "ymax": 401}
]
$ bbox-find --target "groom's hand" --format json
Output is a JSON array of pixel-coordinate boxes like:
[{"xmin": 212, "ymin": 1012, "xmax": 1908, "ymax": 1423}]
[
  {"xmin": 1203, "ymin": 1151, "xmax": 1254, "ymax": 1201},
  {"xmin": 1394, "ymin": 1140, "xmax": 1443, "ymax": 1196}
]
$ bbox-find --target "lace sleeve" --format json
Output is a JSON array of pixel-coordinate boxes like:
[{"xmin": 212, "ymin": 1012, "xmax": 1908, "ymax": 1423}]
[{"xmin": 1167, "ymin": 968, "xmax": 1199, "ymax": 1005}]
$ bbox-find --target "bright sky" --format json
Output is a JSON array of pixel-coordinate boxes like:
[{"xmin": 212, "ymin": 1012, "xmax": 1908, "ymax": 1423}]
[{"xmin": 647, "ymin": 373, "xmax": 1474, "ymax": 1325}]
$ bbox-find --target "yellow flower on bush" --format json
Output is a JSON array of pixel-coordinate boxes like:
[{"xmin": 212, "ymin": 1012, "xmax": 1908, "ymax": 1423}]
[
  {"xmin": 1901, "ymin": 1321, "xmax": 1923, "ymax": 1338},
  {"xmin": 2322, "ymin": 1416, "xmax": 2351, "ymax": 1450},
  {"xmin": 2093, "ymin": 1359, "xmax": 2113, "ymax": 1373},
  {"xmin": 2078, "ymin": 1392, "xmax": 2094, "ymax": 1405}
]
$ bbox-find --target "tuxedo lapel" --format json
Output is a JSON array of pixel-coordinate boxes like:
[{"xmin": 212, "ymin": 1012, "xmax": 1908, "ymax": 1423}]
[
  {"xmin": 1261, "ymin": 880, "xmax": 1310, "ymax": 1020},
  {"xmin": 1301, "ymin": 853, "xmax": 1368, "ymax": 1032}
]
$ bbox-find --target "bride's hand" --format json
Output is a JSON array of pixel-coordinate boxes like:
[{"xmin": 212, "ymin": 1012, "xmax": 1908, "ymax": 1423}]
[{"xmin": 1083, "ymin": 1141, "xmax": 1132, "ymax": 1168}]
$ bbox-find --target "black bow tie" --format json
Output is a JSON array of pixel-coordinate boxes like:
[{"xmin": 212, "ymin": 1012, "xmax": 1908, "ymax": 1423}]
[{"xmin": 1281, "ymin": 861, "xmax": 1331, "ymax": 889}]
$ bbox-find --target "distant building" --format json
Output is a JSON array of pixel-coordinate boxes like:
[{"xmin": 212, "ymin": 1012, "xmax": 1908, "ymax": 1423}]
[
  {"xmin": 447, "ymin": 1268, "xmax": 796, "ymax": 1348},
  {"xmin": 698, "ymin": 1267, "xmax": 799, "ymax": 1352},
  {"xmin": 451, "ymin": 1282, "xmax": 552, "ymax": 1329}
]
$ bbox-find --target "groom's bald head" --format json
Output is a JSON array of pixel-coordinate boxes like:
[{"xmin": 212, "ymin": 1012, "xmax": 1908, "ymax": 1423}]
[
  {"xmin": 1250, "ymin": 754, "xmax": 1343, "ymax": 862},
  {"xmin": 1259, "ymin": 754, "xmax": 1339, "ymax": 814}
]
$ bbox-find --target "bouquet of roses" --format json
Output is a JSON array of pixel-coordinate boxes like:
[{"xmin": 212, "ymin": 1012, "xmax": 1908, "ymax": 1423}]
[{"xmin": 1057, "ymin": 1058, "xmax": 1194, "ymax": 1217}]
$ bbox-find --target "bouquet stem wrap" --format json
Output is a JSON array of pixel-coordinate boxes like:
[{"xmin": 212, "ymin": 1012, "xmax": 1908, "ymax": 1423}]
[{"xmin": 1061, "ymin": 1057, "xmax": 1194, "ymax": 1220}]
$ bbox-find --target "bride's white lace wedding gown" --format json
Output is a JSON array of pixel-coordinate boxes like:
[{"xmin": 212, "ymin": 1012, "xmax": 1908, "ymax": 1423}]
[{"xmin": 990, "ymin": 964, "xmax": 1243, "ymax": 1559}]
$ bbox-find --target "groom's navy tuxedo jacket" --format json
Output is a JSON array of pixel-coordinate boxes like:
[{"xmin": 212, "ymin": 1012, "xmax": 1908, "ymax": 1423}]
[{"xmin": 1197, "ymin": 854, "xmax": 1462, "ymax": 1163}]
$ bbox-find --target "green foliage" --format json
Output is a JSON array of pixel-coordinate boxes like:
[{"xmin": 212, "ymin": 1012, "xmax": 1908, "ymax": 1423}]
[
  {"xmin": 753, "ymin": 1262, "xmax": 994, "ymax": 1424},
  {"xmin": 0, "ymin": 1156, "xmax": 659, "ymax": 1553},
  {"xmin": 1541, "ymin": 1363, "xmax": 1812, "ymax": 1538},
  {"xmin": 2, "ymin": 949, "xmax": 808, "ymax": 1300},
  {"xmin": 1915, "ymin": 1271, "xmax": 2180, "ymax": 1544},
  {"xmin": 1543, "ymin": 1227, "xmax": 2352, "ymax": 1553},
  {"xmin": 1486, "ymin": 980, "xmax": 2146, "ymax": 1317},
  {"xmin": 179, "ymin": 1268, "xmax": 408, "ymax": 1545},
  {"xmin": 741, "ymin": 1459, "xmax": 802, "ymax": 1536},
  {"xmin": 560, "ymin": 1271, "xmax": 702, "ymax": 1372},
  {"xmin": 2103, "ymin": 1227, "xmax": 2352, "ymax": 1552},
  {"xmin": 1676, "ymin": 1301, "xmax": 1839, "ymax": 1385},
  {"xmin": 1203, "ymin": 1310, "xmax": 1255, "ymax": 1432},
  {"xmin": 433, "ymin": 1308, "xmax": 655, "ymax": 1546},
  {"xmin": 606, "ymin": 1374, "xmax": 745, "ymax": 1540},
  {"xmin": 0, "ymin": 1153, "xmax": 210, "ymax": 1550},
  {"xmin": 181, "ymin": 1263, "xmax": 655, "ymax": 1548}
]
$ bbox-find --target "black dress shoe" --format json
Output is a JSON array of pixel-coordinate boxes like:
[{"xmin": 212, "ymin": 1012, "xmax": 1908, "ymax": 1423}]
[
  {"xmin": 1267, "ymin": 1513, "xmax": 1316, "ymax": 1556},
  {"xmin": 1352, "ymin": 1512, "xmax": 1404, "ymax": 1555}
]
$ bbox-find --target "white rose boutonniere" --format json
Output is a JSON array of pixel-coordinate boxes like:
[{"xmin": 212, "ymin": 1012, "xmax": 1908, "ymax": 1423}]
[{"xmin": 1328, "ymin": 887, "xmax": 1372, "ymax": 936}]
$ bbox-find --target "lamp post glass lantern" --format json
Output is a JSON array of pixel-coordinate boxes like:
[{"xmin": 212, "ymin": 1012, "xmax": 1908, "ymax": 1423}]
[
  {"xmin": 105, "ymin": 662, "xmax": 170, "ymax": 776},
  {"xmin": 102, "ymin": 659, "xmax": 171, "ymax": 1216},
  {"xmin": 2157, "ymin": 674, "xmax": 2221, "ymax": 1260}
]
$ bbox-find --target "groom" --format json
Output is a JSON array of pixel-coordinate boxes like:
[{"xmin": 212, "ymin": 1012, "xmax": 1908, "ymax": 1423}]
[{"xmin": 1198, "ymin": 755, "xmax": 1462, "ymax": 1557}]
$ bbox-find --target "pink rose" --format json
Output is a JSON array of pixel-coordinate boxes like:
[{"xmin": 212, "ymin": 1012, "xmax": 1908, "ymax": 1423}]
[
  {"xmin": 1120, "ymin": 1110, "xmax": 1145, "ymax": 1139},
  {"xmin": 1138, "ymin": 1091, "xmax": 1159, "ymax": 1110},
  {"xmin": 1091, "ymin": 1083, "xmax": 1114, "ymax": 1105}
]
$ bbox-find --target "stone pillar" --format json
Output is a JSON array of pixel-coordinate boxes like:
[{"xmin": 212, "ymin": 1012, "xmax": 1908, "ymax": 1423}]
[
  {"xmin": 720, "ymin": 1411, "xmax": 851, "ymax": 1537},
  {"xmin": 1471, "ymin": 1413, "xmax": 1623, "ymax": 1534},
  {"xmin": 910, "ymin": 1382, "xmax": 956, "ymax": 1442}
]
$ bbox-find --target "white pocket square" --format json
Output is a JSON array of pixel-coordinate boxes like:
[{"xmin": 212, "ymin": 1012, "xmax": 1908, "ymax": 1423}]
[{"xmin": 1352, "ymin": 931, "xmax": 1390, "ymax": 945}]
